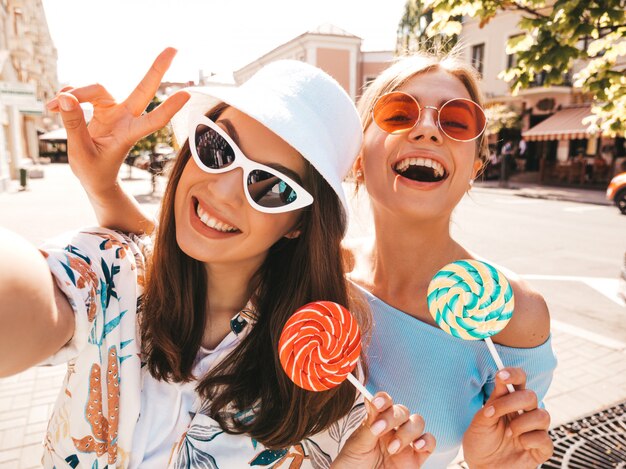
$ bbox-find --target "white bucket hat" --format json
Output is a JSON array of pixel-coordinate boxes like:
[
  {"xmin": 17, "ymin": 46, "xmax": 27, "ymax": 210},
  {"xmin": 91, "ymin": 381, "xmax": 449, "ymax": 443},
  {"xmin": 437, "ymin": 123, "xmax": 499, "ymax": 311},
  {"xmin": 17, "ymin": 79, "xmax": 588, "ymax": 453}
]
[{"xmin": 170, "ymin": 60, "xmax": 363, "ymax": 221}]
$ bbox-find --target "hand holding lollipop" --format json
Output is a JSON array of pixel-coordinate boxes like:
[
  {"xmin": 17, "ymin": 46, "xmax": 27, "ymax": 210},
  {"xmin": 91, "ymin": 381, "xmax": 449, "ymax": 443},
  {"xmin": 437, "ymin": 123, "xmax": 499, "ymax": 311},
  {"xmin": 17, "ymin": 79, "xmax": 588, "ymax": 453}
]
[
  {"xmin": 279, "ymin": 301, "xmax": 435, "ymax": 467},
  {"xmin": 427, "ymin": 259, "xmax": 517, "ymax": 395},
  {"xmin": 430, "ymin": 261, "xmax": 554, "ymax": 466}
]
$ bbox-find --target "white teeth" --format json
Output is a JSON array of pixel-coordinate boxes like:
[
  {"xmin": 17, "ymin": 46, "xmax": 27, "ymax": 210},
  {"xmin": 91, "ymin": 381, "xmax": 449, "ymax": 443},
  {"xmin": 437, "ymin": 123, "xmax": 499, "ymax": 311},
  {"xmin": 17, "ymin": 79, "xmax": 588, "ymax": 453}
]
[
  {"xmin": 196, "ymin": 204, "xmax": 238, "ymax": 232},
  {"xmin": 395, "ymin": 157, "xmax": 445, "ymax": 178}
]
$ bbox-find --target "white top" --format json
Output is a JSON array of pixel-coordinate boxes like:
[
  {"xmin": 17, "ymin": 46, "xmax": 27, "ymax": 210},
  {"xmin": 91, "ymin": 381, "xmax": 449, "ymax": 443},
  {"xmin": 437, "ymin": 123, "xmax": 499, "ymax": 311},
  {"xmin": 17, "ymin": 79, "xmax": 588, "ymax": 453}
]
[{"xmin": 40, "ymin": 228, "xmax": 365, "ymax": 468}]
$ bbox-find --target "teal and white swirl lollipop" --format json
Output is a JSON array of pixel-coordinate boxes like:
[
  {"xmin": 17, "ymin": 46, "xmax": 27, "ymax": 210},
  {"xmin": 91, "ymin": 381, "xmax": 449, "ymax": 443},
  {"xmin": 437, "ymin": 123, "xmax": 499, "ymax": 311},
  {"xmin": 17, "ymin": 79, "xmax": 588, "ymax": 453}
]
[{"xmin": 427, "ymin": 259, "xmax": 516, "ymax": 394}]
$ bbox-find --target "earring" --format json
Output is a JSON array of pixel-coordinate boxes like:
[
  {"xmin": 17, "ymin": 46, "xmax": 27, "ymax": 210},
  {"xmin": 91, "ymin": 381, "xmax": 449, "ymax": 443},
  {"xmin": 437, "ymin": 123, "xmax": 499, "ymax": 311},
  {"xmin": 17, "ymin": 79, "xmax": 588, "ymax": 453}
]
[
  {"xmin": 355, "ymin": 170, "xmax": 363, "ymax": 179},
  {"xmin": 469, "ymin": 179, "xmax": 474, "ymax": 187}
]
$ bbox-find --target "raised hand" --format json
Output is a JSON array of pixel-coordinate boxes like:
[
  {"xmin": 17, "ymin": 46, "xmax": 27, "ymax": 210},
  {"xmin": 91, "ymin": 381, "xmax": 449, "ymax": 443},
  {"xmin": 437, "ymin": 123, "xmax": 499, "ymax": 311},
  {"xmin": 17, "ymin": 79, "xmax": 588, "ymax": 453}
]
[
  {"xmin": 332, "ymin": 392, "xmax": 435, "ymax": 468},
  {"xmin": 462, "ymin": 368, "xmax": 553, "ymax": 469},
  {"xmin": 46, "ymin": 47, "xmax": 190, "ymax": 197}
]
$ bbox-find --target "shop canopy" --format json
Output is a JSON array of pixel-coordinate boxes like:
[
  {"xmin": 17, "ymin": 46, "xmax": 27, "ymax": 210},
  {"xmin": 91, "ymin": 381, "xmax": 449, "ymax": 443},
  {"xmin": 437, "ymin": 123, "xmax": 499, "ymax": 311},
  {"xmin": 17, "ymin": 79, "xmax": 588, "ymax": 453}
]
[{"xmin": 522, "ymin": 106, "xmax": 599, "ymax": 141}]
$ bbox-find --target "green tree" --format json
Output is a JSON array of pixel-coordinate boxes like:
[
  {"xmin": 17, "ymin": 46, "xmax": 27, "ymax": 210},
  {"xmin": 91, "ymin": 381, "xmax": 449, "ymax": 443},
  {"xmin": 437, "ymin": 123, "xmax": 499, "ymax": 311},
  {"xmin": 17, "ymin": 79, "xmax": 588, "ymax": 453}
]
[
  {"xmin": 396, "ymin": 0, "xmax": 458, "ymax": 54},
  {"xmin": 424, "ymin": 0, "xmax": 626, "ymax": 136},
  {"xmin": 484, "ymin": 103, "xmax": 522, "ymax": 135},
  {"xmin": 129, "ymin": 96, "xmax": 174, "ymax": 193}
]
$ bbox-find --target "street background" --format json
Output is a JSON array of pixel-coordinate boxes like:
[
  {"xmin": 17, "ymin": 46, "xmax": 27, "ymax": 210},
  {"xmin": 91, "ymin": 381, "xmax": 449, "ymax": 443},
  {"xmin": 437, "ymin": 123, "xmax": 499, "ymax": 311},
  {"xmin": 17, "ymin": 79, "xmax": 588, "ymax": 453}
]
[{"xmin": 0, "ymin": 162, "xmax": 625, "ymax": 468}]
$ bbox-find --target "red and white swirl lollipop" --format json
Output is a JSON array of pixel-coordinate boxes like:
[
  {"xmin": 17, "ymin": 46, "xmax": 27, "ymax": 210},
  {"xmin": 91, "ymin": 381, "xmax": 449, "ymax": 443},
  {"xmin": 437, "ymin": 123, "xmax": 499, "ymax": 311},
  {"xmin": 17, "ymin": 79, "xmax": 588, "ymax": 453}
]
[{"xmin": 279, "ymin": 301, "xmax": 372, "ymax": 400}]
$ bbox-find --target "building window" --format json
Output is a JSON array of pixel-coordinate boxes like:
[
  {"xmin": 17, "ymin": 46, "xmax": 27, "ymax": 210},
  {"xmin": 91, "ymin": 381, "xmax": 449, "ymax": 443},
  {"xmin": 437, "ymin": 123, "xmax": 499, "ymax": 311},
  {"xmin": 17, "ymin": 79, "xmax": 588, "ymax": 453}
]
[
  {"xmin": 506, "ymin": 34, "xmax": 523, "ymax": 69},
  {"xmin": 471, "ymin": 43, "xmax": 485, "ymax": 75},
  {"xmin": 13, "ymin": 7, "xmax": 23, "ymax": 36}
]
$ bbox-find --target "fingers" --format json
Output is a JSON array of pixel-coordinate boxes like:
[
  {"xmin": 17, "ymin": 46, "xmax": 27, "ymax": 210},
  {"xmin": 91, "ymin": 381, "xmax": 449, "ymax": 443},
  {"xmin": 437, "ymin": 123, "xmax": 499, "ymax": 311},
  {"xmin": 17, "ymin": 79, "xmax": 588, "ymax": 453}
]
[
  {"xmin": 487, "ymin": 367, "xmax": 527, "ymax": 403},
  {"xmin": 364, "ymin": 393, "xmax": 432, "ymax": 455},
  {"xmin": 509, "ymin": 408, "xmax": 551, "ymax": 436},
  {"xmin": 413, "ymin": 432, "xmax": 436, "ymax": 454},
  {"xmin": 53, "ymin": 93, "xmax": 97, "ymax": 161},
  {"xmin": 47, "ymin": 84, "xmax": 116, "ymax": 111},
  {"xmin": 387, "ymin": 414, "xmax": 427, "ymax": 454},
  {"xmin": 518, "ymin": 429, "xmax": 554, "ymax": 462},
  {"xmin": 133, "ymin": 90, "xmax": 190, "ymax": 141},
  {"xmin": 124, "ymin": 47, "xmax": 178, "ymax": 116},
  {"xmin": 482, "ymin": 389, "xmax": 539, "ymax": 423}
]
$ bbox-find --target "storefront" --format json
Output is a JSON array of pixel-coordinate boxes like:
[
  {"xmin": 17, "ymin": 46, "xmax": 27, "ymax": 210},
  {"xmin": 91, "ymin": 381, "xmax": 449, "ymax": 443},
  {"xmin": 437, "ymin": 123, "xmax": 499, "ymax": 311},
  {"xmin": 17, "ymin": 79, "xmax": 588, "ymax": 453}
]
[{"xmin": 522, "ymin": 105, "xmax": 623, "ymax": 185}]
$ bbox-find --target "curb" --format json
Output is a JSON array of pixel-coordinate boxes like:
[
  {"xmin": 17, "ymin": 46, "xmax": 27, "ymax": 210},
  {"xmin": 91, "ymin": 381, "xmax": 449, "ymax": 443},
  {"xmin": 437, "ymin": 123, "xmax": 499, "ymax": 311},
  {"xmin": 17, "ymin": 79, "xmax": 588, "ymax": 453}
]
[
  {"xmin": 472, "ymin": 183, "xmax": 612, "ymax": 207},
  {"xmin": 515, "ymin": 190, "xmax": 612, "ymax": 206}
]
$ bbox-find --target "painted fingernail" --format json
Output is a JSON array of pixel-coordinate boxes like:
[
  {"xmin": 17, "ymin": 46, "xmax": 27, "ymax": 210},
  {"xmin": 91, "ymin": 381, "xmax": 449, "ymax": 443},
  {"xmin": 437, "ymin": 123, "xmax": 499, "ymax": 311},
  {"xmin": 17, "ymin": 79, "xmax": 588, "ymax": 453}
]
[
  {"xmin": 498, "ymin": 370, "xmax": 510, "ymax": 380},
  {"xmin": 484, "ymin": 406, "xmax": 495, "ymax": 417},
  {"xmin": 387, "ymin": 439, "xmax": 400, "ymax": 454},
  {"xmin": 370, "ymin": 420, "xmax": 386, "ymax": 436},
  {"xmin": 413, "ymin": 439, "xmax": 426, "ymax": 450},
  {"xmin": 372, "ymin": 397, "xmax": 385, "ymax": 410},
  {"xmin": 58, "ymin": 95, "xmax": 73, "ymax": 111}
]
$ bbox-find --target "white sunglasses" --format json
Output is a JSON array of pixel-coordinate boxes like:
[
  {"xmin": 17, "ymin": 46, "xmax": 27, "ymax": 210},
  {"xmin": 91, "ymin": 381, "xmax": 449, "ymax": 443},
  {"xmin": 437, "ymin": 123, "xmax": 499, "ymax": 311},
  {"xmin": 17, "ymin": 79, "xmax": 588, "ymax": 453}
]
[{"xmin": 188, "ymin": 115, "xmax": 314, "ymax": 214}]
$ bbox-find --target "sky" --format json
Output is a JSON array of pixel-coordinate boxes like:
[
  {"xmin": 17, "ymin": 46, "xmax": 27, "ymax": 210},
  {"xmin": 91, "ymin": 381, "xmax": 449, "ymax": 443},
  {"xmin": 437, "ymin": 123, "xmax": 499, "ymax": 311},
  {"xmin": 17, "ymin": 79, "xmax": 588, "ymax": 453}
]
[{"xmin": 41, "ymin": 0, "xmax": 408, "ymax": 100}]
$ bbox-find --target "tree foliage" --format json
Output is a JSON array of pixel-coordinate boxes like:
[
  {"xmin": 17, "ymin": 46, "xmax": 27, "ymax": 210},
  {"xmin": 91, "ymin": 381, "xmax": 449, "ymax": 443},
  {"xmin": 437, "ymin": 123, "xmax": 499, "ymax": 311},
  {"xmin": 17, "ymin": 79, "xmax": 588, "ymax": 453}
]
[
  {"xmin": 130, "ymin": 97, "xmax": 172, "ymax": 156},
  {"xmin": 424, "ymin": 0, "xmax": 626, "ymax": 136},
  {"xmin": 396, "ymin": 0, "xmax": 458, "ymax": 54},
  {"xmin": 485, "ymin": 103, "xmax": 522, "ymax": 135}
]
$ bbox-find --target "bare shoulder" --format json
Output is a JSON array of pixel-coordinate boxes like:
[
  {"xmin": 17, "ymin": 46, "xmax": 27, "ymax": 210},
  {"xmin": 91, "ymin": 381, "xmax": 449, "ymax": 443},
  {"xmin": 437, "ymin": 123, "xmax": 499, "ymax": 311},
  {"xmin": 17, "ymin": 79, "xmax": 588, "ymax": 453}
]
[{"xmin": 493, "ymin": 274, "xmax": 551, "ymax": 348}]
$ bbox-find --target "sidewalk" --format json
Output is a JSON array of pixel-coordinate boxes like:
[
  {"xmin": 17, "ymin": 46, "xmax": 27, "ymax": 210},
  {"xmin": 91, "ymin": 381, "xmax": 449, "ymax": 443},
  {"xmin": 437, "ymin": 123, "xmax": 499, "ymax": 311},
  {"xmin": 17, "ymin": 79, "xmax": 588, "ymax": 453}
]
[
  {"xmin": 1, "ymin": 163, "xmax": 624, "ymax": 468},
  {"xmin": 473, "ymin": 178, "xmax": 612, "ymax": 206}
]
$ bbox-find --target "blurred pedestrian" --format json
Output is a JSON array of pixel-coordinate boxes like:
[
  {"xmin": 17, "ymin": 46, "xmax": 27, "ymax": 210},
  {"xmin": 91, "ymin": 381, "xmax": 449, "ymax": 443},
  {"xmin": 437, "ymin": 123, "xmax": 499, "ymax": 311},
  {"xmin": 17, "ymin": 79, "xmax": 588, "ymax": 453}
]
[{"xmin": 502, "ymin": 140, "xmax": 515, "ymax": 180}]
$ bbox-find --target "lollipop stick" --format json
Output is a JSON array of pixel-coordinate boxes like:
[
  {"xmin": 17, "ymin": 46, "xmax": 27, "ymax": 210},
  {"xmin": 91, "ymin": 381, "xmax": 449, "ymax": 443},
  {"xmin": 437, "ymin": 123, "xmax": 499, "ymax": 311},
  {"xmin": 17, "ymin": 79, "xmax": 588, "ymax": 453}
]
[
  {"xmin": 347, "ymin": 373, "xmax": 374, "ymax": 401},
  {"xmin": 484, "ymin": 337, "xmax": 516, "ymax": 394}
]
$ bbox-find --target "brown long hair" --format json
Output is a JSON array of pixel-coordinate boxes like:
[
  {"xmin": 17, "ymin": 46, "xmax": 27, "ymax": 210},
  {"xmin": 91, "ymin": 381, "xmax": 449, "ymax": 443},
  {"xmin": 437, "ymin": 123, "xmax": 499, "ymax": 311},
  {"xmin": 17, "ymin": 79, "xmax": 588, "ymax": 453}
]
[{"xmin": 141, "ymin": 105, "xmax": 368, "ymax": 448}]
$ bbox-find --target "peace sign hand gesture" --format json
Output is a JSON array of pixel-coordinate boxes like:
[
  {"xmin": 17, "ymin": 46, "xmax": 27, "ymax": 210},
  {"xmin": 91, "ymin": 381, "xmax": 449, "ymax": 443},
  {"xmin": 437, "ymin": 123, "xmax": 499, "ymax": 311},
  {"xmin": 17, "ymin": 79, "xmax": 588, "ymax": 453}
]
[{"xmin": 46, "ymin": 48, "xmax": 190, "ymax": 198}]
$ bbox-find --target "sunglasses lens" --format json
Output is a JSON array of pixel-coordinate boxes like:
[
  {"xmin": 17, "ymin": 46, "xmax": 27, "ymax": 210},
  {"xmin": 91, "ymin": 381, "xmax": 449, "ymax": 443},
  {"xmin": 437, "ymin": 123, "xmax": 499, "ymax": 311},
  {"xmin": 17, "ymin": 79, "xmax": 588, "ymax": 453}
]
[
  {"xmin": 247, "ymin": 170, "xmax": 298, "ymax": 208},
  {"xmin": 372, "ymin": 92, "xmax": 420, "ymax": 134},
  {"xmin": 439, "ymin": 99, "xmax": 486, "ymax": 141},
  {"xmin": 195, "ymin": 124, "xmax": 236, "ymax": 169}
]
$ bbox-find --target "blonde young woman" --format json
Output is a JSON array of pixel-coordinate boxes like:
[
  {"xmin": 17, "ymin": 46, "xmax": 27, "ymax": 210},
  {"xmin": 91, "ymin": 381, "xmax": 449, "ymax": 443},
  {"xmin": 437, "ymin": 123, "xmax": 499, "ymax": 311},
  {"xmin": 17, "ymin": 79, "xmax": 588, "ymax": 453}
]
[
  {"xmin": 0, "ymin": 49, "xmax": 435, "ymax": 468},
  {"xmin": 348, "ymin": 52, "xmax": 557, "ymax": 468}
]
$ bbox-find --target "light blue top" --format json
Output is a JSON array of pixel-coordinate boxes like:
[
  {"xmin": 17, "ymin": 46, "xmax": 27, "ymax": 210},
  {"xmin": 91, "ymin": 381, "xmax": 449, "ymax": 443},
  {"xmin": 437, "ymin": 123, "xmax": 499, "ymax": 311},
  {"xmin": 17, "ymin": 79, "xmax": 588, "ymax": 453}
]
[{"xmin": 360, "ymin": 285, "xmax": 557, "ymax": 469}]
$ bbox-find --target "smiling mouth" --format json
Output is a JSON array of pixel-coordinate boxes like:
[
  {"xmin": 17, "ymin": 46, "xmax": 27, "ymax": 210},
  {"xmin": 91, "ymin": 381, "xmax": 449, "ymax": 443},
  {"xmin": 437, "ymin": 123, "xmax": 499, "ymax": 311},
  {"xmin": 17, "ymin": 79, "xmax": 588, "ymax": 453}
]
[
  {"xmin": 193, "ymin": 198, "xmax": 240, "ymax": 233},
  {"xmin": 393, "ymin": 157, "xmax": 447, "ymax": 183}
]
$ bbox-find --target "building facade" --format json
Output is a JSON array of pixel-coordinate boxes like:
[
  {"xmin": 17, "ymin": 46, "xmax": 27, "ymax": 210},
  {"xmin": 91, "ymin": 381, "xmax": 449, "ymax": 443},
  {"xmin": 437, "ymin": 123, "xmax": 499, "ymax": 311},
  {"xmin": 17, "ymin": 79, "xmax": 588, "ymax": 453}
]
[
  {"xmin": 458, "ymin": 10, "xmax": 625, "ymax": 184},
  {"xmin": 219, "ymin": 16, "xmax": 626, "ymax": 186},
  {"xmin": 0, "ymin": 0, "xmax": 58, "ymax": 191},
  {"xmin": 234, "ymin": 24, "xmax": 393, "ymax": 102}
]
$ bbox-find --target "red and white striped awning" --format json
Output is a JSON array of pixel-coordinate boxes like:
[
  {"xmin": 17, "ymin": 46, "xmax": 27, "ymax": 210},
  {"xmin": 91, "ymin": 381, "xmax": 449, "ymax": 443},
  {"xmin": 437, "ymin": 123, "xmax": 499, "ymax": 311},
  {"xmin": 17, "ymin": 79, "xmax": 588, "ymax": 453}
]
[{"xmin": 522, "ymin": 106, "xmax": 598, "ymax": 141}]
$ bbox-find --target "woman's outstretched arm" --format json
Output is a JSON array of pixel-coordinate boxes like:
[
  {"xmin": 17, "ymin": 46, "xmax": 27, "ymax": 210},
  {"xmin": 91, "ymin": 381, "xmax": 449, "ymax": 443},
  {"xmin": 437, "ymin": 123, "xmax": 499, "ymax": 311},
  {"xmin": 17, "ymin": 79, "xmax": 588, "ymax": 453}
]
[{"xmin": 0, "ymin": 228, "xmax": 74, "ymax": 376}]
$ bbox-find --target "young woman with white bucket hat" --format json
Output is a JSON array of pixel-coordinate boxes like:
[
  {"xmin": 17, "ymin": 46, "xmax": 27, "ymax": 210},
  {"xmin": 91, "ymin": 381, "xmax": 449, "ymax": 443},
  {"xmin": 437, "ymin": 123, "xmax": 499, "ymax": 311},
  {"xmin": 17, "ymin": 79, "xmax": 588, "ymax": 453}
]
[{"xmin": 0, "ymin": 48, "xmax": 435, "ymax": 468}]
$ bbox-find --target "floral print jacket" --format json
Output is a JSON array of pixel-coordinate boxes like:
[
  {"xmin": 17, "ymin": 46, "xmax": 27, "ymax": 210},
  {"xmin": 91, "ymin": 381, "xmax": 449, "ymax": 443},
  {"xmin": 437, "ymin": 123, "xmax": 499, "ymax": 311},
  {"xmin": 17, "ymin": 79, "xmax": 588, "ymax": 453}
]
[{"xmin": 40, "ymin": 228, "xmax": 365, "ymax": 468}]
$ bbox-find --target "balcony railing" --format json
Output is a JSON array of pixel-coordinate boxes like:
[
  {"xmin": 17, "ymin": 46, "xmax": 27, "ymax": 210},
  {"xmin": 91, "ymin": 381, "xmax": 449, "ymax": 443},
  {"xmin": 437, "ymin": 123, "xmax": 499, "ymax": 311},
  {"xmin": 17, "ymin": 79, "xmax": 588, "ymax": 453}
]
[{"xmin": 528, "ymin": 70, "xmax": 573, "ymax": 88}]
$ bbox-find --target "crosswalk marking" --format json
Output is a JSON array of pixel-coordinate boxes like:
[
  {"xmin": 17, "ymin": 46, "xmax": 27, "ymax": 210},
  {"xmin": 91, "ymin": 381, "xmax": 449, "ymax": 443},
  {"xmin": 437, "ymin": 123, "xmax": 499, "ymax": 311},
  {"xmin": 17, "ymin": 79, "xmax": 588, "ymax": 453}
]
[
  {"xmin": 551, "ymin": 319, "xmax": 626, "ymax": 351},
  {"xmin": 521, "ymin": 274, "xmax": 625, "ymax": 307}
]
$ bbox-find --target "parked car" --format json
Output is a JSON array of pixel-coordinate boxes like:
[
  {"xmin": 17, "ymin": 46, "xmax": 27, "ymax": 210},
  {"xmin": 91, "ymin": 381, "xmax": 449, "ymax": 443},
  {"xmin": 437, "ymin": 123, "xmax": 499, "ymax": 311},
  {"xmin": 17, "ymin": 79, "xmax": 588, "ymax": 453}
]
[{"xmin": 606, "ymin": 172, "xmax": 626, "ymax": 214}]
